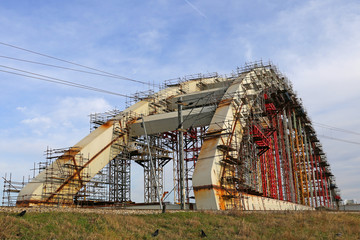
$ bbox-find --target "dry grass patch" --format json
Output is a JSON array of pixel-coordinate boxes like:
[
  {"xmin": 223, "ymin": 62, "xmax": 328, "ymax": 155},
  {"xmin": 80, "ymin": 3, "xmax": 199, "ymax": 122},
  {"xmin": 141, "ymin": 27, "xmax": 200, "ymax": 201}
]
[{"xmin": 0, "ymin": 210, "xmax": 359, "ymax": 239}]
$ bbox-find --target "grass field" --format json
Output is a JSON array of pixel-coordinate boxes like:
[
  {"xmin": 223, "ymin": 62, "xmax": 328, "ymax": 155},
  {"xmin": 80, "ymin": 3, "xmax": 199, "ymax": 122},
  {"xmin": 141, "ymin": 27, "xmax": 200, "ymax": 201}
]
[{"xmin": 0, "ymin": 209, "xmax": 359, "ymax": 239}]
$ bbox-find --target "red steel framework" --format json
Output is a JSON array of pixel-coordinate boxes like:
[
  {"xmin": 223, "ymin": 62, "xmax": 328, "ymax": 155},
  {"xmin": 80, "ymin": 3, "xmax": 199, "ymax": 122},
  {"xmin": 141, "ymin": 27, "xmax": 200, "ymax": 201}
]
[{"xmin": 215, "ymin": 88, "xmax": 340, "ymax": 209}]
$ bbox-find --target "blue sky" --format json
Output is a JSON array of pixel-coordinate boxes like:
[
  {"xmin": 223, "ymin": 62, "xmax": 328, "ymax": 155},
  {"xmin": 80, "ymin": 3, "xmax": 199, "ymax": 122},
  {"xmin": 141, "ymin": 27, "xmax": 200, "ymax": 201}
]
[{"xmin": 0, "ymin": 0, "xmax": 359, "ymax": 204}]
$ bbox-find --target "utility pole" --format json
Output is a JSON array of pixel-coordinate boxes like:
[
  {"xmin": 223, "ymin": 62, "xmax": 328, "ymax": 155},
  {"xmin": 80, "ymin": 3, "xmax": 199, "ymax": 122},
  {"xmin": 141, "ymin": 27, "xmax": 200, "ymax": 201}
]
[{"xmin": 177, "ymin": 97, "xmax": 186, "ymax": 210}]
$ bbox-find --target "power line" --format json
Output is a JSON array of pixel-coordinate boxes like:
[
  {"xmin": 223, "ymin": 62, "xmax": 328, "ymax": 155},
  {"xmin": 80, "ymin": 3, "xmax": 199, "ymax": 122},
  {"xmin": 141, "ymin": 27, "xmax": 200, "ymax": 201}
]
[
  {"xmin": 0, "ymin": 67, "xmax": 131, "ymax": 98},
  {"xmin": 318, "ymin": 135, "xmax": 360, "ymax": 146},
  {"xmin": 0, "ymin": 55, "xmax": 154, "ymax": 86},
  {"xmin": 1, "ymin": 51, "xmax": 357, "ymax": 141},
  {"xmin": 313, "ymin": 122, "xmax": 360, "ymax": 136},
  {"xmin": 0, "ymin": 41, "xmax": 150, "ymax": 86}
]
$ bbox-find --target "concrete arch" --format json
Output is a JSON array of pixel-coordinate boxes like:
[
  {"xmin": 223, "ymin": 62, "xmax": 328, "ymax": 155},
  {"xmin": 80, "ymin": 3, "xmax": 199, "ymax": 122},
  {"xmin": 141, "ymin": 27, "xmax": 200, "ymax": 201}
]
[{"xmin": 17, "ymin": 64, "xmax": 340, "ymax": 210}]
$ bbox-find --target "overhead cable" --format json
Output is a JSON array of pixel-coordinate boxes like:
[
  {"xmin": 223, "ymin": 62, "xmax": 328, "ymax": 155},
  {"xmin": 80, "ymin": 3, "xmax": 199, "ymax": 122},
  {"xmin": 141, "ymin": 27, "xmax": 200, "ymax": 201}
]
[
  {"xmin": 0, "ymin": 41, "xmax": 151, "ymax": 86},
  {"xmin": 317, "ymin": 135, "xmax": 360, "ymax": 146},
  {"xmin": 313, "ymin": 122, "xmax": 360, "ymax": 136},
  {"xmin": 0, "ymin": 67, "xmax": 131, "ymax": 98},
  {"xmin": 0, "ymin": 55, "xmax": 154, "ymax": 86}
]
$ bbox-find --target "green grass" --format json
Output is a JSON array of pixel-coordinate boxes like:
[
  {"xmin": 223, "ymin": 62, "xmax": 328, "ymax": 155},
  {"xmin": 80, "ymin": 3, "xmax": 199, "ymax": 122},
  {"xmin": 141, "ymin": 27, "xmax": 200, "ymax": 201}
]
[{"xmin": 0, "ymin": 211, "xmax": 359, "ymax": 239}]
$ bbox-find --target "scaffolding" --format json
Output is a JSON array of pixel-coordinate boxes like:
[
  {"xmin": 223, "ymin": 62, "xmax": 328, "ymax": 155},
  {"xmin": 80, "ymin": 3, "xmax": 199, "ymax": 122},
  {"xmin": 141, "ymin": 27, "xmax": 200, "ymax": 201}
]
[
  {"xmin": 2, "ymin": 174, "xmax": 26, "ymax": 206},
  {"xmin": 129, "ymin": 136, "xmax": 172, "ymax": 203},
  {"xmin": 5, "ymin": 62, "xmax": 341, "ymax": 210},
  {"xmin": 2, "ymin": 146, "xmax": 133, "ymax": 207},
  {"xmin": 38, "ymin": 147, "xmax": 89, "ymax": 206},
  {"xmin": 75, "ymin": 167, "xmax": 108, "ymax": 204},
  {"xmin": 89, "ymin": 109, "xmax": 121, "ymax": 131}
]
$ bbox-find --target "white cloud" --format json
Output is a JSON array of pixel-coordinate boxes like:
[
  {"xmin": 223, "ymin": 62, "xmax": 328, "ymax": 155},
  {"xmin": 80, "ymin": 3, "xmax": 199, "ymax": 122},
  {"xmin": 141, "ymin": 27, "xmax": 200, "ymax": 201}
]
[
  {"xmin": 54, "ymin": 97, "xmax": 112, "ymax": 120},
  {"xmin": 138, "ymin": 30, "xmax": 166, "ymax": 52},
  {"xmin": 12, "ymin": 97, "xmax": 113, "ymax": 141},
  {"xmin": 239, "ymin": 38, "xmax": 253, "ymax": 62},
  {"xmin": 16, "ymin": 106, "xmax": 27, "ymax": 112},
  {"xmin": 22, "ymin": 116, "xmax": 52, "ymax": 128}
]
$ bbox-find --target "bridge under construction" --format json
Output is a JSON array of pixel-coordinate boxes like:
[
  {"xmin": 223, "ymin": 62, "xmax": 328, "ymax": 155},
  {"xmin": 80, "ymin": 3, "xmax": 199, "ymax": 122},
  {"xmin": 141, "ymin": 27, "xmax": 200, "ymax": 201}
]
[{"xmin": 7, "ymin": 62, "xmax": 340, "ymax": 210}]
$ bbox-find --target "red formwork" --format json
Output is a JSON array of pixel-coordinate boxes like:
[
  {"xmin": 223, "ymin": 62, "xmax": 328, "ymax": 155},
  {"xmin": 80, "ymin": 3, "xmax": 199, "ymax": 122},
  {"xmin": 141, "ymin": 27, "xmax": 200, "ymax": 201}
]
[
  {"xmin": 246, "ymin": 91, "xmax": 336, "ymax": 208},
  {"xmin": 190, "ymin": 90, "xmax": 336, "ymax": 209},
  {"xmin": 308, "ymin": 143, "xmax": 318, "ymax": 207},
  {"xmin": 277, "ymin": 114, "xmax": 292, "ymax": 202}
]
